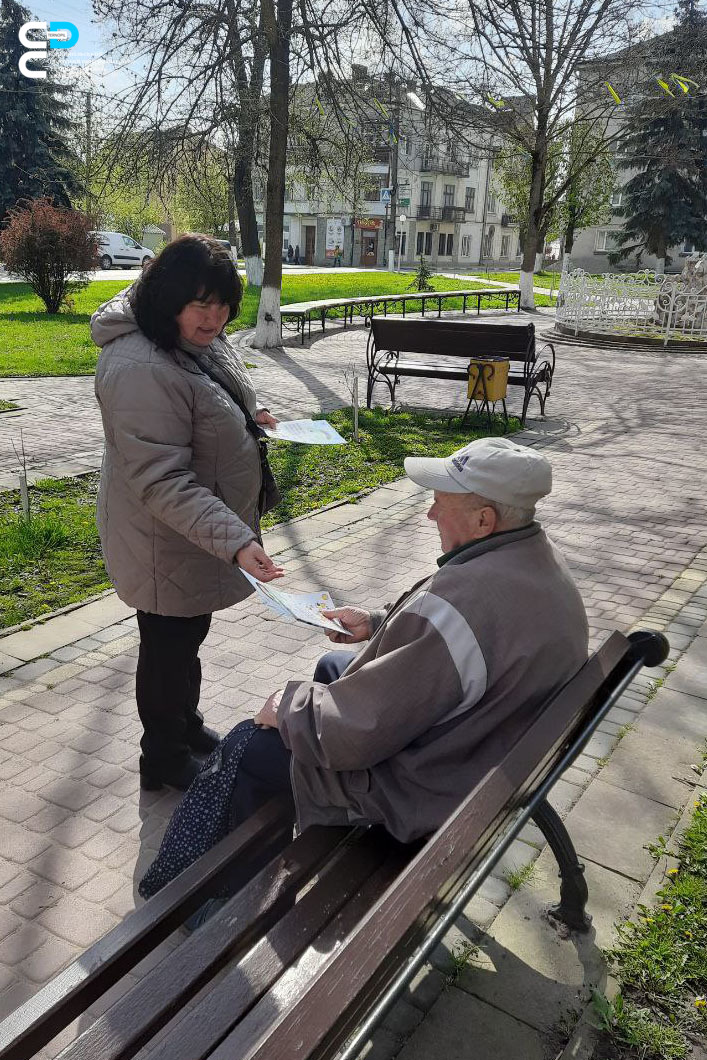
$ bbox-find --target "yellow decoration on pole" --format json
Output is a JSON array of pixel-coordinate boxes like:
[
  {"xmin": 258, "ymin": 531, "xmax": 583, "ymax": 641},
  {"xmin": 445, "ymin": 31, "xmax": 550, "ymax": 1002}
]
[{"xmin": 604, "ymin": 82, "xmax": 622, "ymax": 105}]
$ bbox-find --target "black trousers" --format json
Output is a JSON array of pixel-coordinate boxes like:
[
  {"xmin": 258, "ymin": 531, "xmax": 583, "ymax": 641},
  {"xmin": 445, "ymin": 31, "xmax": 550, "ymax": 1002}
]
[
  {"xmin": 136, "ymin": 611, "xmax": 211, "ymax": 766},
  {"xmin": 227, "ymin": 649, "xmax": 357, "ymax": 831}
]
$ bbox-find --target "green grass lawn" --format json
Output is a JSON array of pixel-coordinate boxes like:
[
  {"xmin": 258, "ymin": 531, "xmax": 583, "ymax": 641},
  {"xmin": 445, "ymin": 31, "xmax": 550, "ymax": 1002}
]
[
  {"xmin": 0, "ymin": 271, "xmax": 551, "ymax": 378},
  {"xmin": 0, "ymin": 399, "xmax": 19, "ymax": 412},
  {"xmin": 0, "ymin": 406, "xmax": 517, "ymax": 628},
  {"xmin": 459, "ymin": 269, "xmax": 560, "ymax": 289},
  {"xmin": 592, "ymin": 771, "xmax": 707, "ymax": 1060}
]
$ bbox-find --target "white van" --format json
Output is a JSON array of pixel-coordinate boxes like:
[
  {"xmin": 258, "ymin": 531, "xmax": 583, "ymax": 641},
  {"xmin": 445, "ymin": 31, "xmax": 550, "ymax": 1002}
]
[{"xmin": 92, "ymin": 232, "xmax": 155, "ymax": 270}]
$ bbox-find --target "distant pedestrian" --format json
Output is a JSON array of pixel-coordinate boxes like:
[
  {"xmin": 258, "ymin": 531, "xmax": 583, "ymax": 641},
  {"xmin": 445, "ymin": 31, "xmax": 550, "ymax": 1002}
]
[
  {"xmin": 294, "ymin": 244, "xmax": 300, "ymax": 265},
  {"xmin": 333, "ymin": 244, "xmax": 342, "ymax": 267},
  {"xmin": 287, "ymin": 244, "xmax": 293, "ymax": 263}
]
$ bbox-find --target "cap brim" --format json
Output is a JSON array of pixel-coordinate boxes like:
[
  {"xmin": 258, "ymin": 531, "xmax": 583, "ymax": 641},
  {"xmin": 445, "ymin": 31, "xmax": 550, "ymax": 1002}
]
[{"xmin": 403, "ymin": 456, "xmax": 467, "ymax": 493}]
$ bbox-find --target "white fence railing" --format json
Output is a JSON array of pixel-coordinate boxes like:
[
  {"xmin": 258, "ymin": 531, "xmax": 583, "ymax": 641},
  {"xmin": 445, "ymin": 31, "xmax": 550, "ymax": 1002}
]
[{"xmin": 556, "ymin": 268, "xmax": 707, "ymax": 345}]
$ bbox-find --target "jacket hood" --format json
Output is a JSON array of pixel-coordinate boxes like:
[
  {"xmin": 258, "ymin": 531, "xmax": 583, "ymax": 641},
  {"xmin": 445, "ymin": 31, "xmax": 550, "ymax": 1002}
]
[{"xmin": 91, "ymin": 289, "xmax": 141, "ymax": 348}]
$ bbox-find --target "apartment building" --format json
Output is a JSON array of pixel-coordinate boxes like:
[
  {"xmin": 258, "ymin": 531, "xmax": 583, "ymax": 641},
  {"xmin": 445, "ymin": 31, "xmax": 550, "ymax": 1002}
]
[
  {"xmin": 254, "ymin": 72, "xmax": 522, "ymax": 270},
  {"xmin": 570, "ymin": 30, "xmax": 706, "ymax": 274}
]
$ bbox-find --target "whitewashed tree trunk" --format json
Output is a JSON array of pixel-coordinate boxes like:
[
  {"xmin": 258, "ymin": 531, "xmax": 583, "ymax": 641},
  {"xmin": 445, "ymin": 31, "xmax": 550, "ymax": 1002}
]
[
  {"xmin": 519, "ymin": 270, "xmax": 535, "ymax": 309},
  {"xmin": 534, "ymin": 251, "xmax": 543, "ymax": 272},
  {"xmin": 655, "ymin": 257, "xmax": 666, "ymax": 278},
  {"xmin": 244, "ymin": 255, "xmax": 264, "ymax": 287},
  {"xmin": 252, "ymin": 285, "xmax": 281, "ymax": 348}
]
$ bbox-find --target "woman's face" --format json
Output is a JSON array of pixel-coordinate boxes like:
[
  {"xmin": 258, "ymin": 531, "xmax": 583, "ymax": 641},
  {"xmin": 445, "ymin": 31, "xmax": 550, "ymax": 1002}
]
[{"xmin": 176, "ymin": 293, "xmax": 230, "ymax": 346}]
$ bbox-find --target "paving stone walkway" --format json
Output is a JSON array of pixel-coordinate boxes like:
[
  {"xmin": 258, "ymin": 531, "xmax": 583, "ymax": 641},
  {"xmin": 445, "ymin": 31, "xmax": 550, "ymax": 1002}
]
[{"xmin": 1, "ymin": 317, "xmax": 706, "ymax": 1057}]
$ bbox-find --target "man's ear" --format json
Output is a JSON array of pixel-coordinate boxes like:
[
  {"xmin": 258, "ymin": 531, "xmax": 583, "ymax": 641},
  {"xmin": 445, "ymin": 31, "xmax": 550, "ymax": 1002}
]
[{"xmin": 478, "ymin": 504, "xmax": 499, "ymax": 534}]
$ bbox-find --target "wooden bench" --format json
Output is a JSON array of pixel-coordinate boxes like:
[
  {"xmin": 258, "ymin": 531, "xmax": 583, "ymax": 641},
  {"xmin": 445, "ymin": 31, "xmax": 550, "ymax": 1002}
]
[
  {"xmin": 366, "ymin": 317, "xmax": 556, "ymax": 425},
  {"xmin": 281, "ymin": 287, "xmax": 520, "ymax": 344},
  {"xmin": 0, "ymin": 630, "xmax": 668, "ymax": 1060}
]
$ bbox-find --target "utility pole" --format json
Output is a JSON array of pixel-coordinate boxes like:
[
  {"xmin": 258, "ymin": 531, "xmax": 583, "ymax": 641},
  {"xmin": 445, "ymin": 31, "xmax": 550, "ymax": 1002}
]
[{"xmin": 385, "ymin": 71, "xmax": 400, "ymax": 269}]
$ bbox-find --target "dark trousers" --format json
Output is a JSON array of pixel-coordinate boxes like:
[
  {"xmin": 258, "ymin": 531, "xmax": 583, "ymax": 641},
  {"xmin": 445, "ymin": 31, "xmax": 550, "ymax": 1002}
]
[
  {"xmin": 136, "ymin": 611, "xmax": 211, "ymax": 766},
  {"xmin": 227, "ymin": 650, "xmax": 356, "ymax": 833}
]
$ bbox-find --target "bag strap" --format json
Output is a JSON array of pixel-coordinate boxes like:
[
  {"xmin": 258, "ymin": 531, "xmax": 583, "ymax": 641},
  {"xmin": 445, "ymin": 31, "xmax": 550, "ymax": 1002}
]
[{"xmin": 180, "ymin": 348, "xmax": 266, "ymax": 443}]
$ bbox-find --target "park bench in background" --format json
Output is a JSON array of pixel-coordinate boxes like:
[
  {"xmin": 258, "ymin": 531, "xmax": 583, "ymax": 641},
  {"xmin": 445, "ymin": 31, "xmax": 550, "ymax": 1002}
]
[
  {"xmin": 0, "ymin": 630, "xmax": 668, "ymax": 1060},
  {"xmin": 366, "ymin": 316, "xmax": 556, "ymax": 424},
  {"xmin": 281, "ymin": 287, "xmax": 520, "ymax": 345}
]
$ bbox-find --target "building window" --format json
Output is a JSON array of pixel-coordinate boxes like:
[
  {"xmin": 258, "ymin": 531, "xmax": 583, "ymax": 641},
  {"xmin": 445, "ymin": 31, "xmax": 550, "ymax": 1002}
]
[
  {"xmin": 501, "ymin": 234, "xmax": 511, "ymax": 258},
  {"xmin": 416, "ymin": 231, "xmax": 424, "ymax": 255},
  {"xmin": 421, "ymin": 181, "xmax": 433, "ymax": 208},
  {"xmin": 487, "ymin": 193, "xmax": 497, "ymax": 215},
  {"xmin": 610, "ymin": 190, "xmax": 623, "ymax": 207},
  {"xmin": 364, "ymin": 175, "xmax": 386, "ymax": 202},
  {"xmin": 681, "ymin": 241, "xmax": 702, "ymax": 255},
  {"xmin": 446, "ymin": 233, "xmax": 454, "ymax": 256},
  {"xmin": 424, "ymin": 231, "xmax": 432, "ymax": 255},
  {"xmin": 439, "ymin": 232, "xmax": 446, "ymax": 255},
  {"xmin": 443, "ymin": 184, "xmax": 455, "ymax": 207},
  {"xmin": 464, "ymin": 187, "xmax": 476, "ymax": 213},
  {"xmin": 482, "ymin": 229, "xmax": 494, "ymax": 258},
  {"xmin": 594, "ymin": 230, "xmax": 614, "ymax": 252},
  {"xmin": 399, "ymin": 135, "xmax": 409, "ymax": 155},
  {"xmin": 461, "ymin": 234, "xmax": 471, "ymax": 256},
  {"xmin": 400, "ymin": 232, "xmax": 407, "ymax": 257}
]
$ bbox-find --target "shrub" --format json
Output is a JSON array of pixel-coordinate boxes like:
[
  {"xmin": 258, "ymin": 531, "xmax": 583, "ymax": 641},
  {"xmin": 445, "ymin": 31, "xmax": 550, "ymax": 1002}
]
[
  {"xmin": 407, "ymin": 255, "xmax": 435, "ymax": 292},
  {"xmin": 0, "ymin": 198, "xmax": 97, "ymax": 313}
]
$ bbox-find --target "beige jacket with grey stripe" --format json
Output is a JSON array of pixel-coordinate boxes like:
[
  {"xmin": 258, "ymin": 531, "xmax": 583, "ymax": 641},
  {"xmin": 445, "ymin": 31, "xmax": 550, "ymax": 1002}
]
[{"xmin": 277, "ymin": 524, "xmax": 588, "ymax": 842}]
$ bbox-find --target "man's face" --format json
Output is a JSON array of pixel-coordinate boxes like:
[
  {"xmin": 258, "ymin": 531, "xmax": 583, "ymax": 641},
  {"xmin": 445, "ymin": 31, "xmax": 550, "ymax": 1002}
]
[{"xmin": 427, "ymin": 491, "xmax": 497, "ymax": 552}]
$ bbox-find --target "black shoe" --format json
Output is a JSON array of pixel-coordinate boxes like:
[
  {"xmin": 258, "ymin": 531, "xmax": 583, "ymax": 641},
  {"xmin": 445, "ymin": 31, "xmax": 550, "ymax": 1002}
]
[
  {"xmin": 187, "ymin": 726, "xmax": 221, "ymax": 755},
  {"xmin": 139, "ymin": 754, "xmax": 202, "ymax": 792}
]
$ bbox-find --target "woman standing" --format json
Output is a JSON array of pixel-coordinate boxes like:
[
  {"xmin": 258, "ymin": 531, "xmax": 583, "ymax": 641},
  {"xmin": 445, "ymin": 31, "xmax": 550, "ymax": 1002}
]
[{"xmin": 92, "ymin": 235, "xmax": 283, "ymax": 791}]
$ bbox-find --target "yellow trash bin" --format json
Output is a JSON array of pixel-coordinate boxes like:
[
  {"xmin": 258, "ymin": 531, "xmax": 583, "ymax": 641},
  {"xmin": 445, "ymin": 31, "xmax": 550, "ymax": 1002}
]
[{"xmin": 467, "ymin": 357, "xmax": 509, "ymax": 403}]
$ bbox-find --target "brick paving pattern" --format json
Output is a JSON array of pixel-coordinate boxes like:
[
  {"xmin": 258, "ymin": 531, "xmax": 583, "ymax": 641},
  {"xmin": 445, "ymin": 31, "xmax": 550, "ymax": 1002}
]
[{"xmin": 1, "ymin": 312, "xmax": 707, "ymax": 1056}]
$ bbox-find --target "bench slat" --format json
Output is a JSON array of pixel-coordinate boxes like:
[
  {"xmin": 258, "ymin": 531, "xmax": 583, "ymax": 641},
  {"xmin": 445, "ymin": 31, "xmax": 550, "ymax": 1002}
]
[
  {"xmin": 56, "ymin": 824, "xmax": 355, "ymax": 1060},
  {"xmin": 136, "ymin": 830, "xmax": 411, "ymax": 1060},
  {"xmin": 226, "ymin": 633, "xmax": 632, "ymax": 1060},
  {"xmin": 0, "ymin": 800, "xmax": 294, "ymax": 1060}
]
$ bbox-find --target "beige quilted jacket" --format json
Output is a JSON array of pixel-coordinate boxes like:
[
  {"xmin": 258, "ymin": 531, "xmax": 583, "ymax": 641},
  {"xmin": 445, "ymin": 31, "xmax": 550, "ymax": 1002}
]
[{"xmin": 92, "ymin": 291, "xmax": 262, "ymax": 617}]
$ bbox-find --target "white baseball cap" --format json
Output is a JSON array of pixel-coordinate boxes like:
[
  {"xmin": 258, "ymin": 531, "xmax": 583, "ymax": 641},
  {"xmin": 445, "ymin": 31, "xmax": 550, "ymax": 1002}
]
[{"xmin": 404, "ymin": 437, "xmax": 552, "ymax": 508}]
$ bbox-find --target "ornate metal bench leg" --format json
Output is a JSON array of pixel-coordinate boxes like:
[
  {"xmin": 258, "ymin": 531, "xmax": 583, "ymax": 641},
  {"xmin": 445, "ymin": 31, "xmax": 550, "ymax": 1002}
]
[{"xmin": 531, "ymin": 799, "xmax": 591, "ymax": 932}]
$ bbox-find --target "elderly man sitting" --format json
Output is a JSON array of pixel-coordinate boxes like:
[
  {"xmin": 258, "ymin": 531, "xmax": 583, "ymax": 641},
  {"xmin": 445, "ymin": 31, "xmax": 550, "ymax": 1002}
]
[{"xmin": 140, "ymin": 437, "xmax": 588, "ymax": 901}]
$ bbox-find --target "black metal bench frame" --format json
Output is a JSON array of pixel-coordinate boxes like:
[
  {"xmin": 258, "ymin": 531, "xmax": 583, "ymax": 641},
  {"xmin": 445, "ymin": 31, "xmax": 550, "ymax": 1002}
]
[
  {"xmin": 281, "ymin": 288, "xmax": 521, "ymax": 345},
  {"xmin": 366, "ymin": 317, "xmax": 556, "ymax": 425},
  {"xmin": 0, "ymin": 630, "xmax": 668, "ymax": 1060}
]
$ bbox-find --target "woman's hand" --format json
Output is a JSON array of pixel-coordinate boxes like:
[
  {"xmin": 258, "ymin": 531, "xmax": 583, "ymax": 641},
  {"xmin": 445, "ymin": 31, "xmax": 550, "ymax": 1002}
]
[
  {"xmin": 236, "ymin": 541, "xmax": 285, "ymax": 582},
  {"xmin": 255, "ymin": 409, "xmax": 278, "ymax": 429},
  {"xmin": 321, "ymin": 607, "xmax": 373, "ymax": 643}
]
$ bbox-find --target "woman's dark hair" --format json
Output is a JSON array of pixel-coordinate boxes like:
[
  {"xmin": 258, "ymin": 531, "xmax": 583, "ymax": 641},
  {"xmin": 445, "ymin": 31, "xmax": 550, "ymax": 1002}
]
[{"xmin": 130, "ymin": 234, "xmax": 242, "ymax": 350}]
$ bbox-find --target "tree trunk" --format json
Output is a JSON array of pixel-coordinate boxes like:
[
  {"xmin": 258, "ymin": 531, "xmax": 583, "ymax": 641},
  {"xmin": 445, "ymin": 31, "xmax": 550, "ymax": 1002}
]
[
  {"xmin": 534, "ymin": 251, "xmax": 543, "ymax": 273},
  {"xmin": 225, "ymin": 2, "xmax": 266, "ymax": 288},
  {"xmin": 233, "ymin": 155, "xmax": 263, "ymax": 287},
  {"xmin": 227, "ymin": 181, "xmax": 237, "ymax": 246},
  {"xmin": 252, "ymin": 0, "xmax": 292, "ymax": 348},
  {"xmin": 655, "ymin": 256, "xmax": 666, "ymax": 278},
  {"xmin": 520, "ymin": 137, "xmax": 548, "ymax": 310}
]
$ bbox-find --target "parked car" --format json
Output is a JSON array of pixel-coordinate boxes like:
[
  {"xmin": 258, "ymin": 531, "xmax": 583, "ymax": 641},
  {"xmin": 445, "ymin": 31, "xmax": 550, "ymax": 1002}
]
[{"xmin": 91, "ymin": 232, "xmax": 155, "ymax": 270}]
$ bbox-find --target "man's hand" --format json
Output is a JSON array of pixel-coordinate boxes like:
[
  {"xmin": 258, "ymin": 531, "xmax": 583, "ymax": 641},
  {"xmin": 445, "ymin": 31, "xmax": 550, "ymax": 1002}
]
[
  {"xmin": 322, "ymin": 607, "xmax": 373, "ymax": 644},
  {"xmin": 255, "ymin": 409, "xmax": 278, "ymax": 429},
  {"xmin": 236, "ymin": 541, "xmax": 285, "ymax": 582},
  {"xmin": 255, "ymin": 689, "xmax": 282, "ymax": 728}
]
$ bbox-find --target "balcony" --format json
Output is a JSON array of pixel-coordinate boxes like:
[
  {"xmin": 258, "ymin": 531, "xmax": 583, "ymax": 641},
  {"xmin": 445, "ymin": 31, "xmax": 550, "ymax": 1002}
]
[
  {"xmin": 420, "ymin": 156, "xmax": 469, "ymax": 177},
  {"xmin": 416, "ymin": 205, "xmax": 467, "ymax": 223},
  {"xmin": 501, "ymin": 213, "xmax": 518, "ymax": 227}
]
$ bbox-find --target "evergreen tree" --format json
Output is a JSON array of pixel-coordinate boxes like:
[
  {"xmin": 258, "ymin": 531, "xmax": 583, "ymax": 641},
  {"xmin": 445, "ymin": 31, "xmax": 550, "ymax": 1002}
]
[
  {"xmin": 610, "ymin": 1, "xmax": 707, "ymax": 272},
  {"xmin": 0, "ymin": 0, "xmax": 82, "ymax": 224},
  {"xmin": 407, "ymin": 256, "xmax": 435, "ymax": 292}
]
